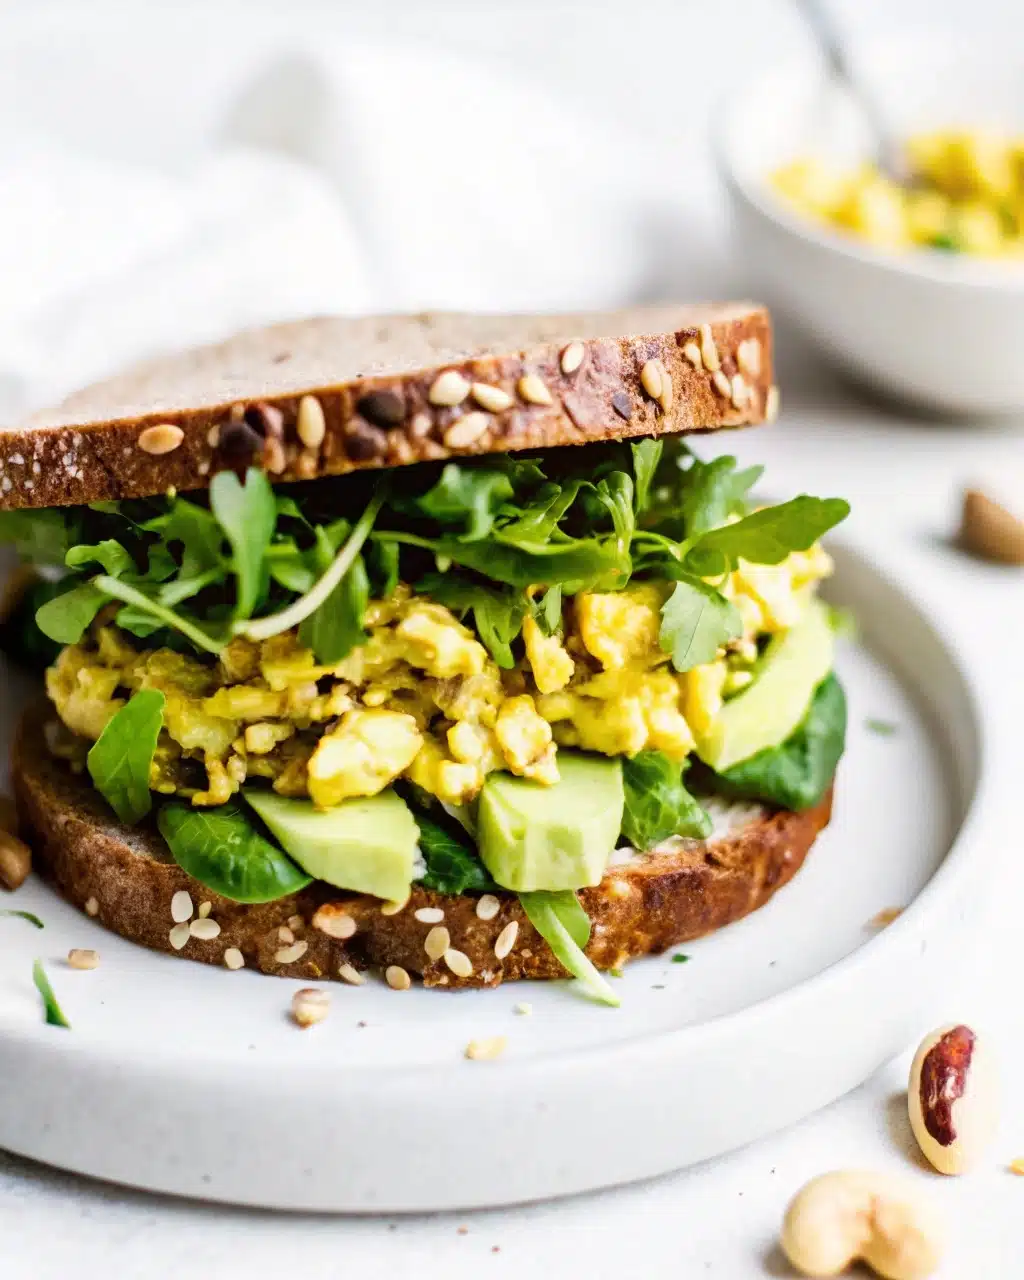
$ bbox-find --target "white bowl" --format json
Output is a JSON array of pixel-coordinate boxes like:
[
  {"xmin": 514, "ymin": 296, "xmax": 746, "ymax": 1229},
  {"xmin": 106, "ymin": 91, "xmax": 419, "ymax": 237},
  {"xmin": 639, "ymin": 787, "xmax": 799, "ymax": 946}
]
[{"xmin": 718, "ymin": 38, "xmax": 1024, "ymax": 415}]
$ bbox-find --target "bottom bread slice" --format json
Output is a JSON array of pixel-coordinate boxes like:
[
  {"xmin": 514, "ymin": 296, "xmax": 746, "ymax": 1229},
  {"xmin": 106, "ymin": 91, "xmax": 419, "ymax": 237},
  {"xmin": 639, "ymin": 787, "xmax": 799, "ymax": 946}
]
[{"xmin": 13, "ymin": 711, "xmax": 833, "ymax": 989}]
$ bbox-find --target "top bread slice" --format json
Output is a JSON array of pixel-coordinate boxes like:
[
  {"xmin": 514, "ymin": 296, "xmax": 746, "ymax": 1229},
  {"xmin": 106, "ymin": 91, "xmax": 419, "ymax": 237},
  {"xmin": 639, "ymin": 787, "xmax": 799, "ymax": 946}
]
[{"xmin": 0, "ymin": 303, "xmax": 774, "ymax": 511}]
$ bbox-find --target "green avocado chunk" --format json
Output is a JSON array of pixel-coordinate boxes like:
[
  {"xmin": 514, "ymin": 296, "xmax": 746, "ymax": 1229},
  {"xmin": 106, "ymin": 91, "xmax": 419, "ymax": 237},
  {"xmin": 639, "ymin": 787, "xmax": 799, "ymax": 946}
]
[
  {"xmin": 477, "ymin": 753, "xmax": 624, "ymax": 892},
  {"xmin": 697, "ymin": 598, "xmax": 835, "ymax": 772},
  {"xmin": 244, "ymin": 788, "xmax": 419, "ymax": 903}
]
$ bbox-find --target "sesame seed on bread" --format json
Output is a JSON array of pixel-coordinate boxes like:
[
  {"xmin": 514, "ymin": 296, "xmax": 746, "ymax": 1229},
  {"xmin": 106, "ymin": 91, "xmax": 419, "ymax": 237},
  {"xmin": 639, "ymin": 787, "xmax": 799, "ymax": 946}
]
[
  {"xmin": 13, "ymin": 707, "xmax": 831, "ymax": 990},
  {"xmin": 0, "ymin": 303, "xmax": 775, "ymax": 511}
]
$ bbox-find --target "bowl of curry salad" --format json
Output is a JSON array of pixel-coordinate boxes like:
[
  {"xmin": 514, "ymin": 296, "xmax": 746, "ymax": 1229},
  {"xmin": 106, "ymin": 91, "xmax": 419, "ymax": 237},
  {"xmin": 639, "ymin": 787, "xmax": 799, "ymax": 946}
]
[{"xmin": 718, "ymin": 38, "xmax": 1024, "ymax": 414}]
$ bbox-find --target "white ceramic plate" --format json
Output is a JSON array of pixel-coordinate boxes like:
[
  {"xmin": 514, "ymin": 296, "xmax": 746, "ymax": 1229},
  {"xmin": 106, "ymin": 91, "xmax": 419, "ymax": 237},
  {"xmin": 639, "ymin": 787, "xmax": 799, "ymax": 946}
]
[{"xmin": 0, "ymin": 539, "xmax": 989, "ymax": 1211}]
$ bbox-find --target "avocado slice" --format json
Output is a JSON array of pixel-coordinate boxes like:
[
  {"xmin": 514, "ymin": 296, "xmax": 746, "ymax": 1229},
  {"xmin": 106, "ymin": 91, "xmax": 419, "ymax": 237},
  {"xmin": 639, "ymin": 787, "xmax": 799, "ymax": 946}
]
[
  {"xmin": 245, "ymin": 788, "xmax": 419, "ymax": 903},
  {"xmin": 477, "ymin": 753, "xmax": 624, "ymax": 892},
  {"xmin": 696, "ymin": 599, "xmax": 835, "ymax": 773}
]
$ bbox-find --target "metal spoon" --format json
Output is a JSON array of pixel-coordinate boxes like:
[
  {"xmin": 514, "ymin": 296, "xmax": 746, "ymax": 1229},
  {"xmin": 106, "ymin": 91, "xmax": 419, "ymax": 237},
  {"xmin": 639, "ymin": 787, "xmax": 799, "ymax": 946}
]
[{"xmin": 794, "ymin": 0, "xmax": 911, "ymax": 185}]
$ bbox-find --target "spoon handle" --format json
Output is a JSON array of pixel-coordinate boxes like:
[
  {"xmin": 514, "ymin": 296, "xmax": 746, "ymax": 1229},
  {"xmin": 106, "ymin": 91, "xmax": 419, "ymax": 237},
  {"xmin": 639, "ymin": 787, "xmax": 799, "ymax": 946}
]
[{"xmin": 794, "ymin": 0, "xmax": 907, "ymax": 182}]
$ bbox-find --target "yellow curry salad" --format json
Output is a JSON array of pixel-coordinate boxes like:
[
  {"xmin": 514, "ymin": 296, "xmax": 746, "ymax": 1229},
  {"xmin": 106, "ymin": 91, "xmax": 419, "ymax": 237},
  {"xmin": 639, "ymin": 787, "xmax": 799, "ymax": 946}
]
[
  {"xmin": 773, "ymin": 129, "xmax": 1024, "ymax": 257},
  {"xmin": 46, "ymin": 543, "xmax": 833, "ymax": 811}
]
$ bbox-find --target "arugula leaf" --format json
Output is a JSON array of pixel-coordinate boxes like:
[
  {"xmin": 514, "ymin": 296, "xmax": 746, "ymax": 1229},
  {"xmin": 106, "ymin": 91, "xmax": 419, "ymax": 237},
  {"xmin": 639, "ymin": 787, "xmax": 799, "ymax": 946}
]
[
  {"xmin": 678, "ymin": 454, "xmax": 763, "ymax": 538},
  {"xmin": 209, "ymin": 468, "xmax": 277, "ymax": 618},
  {"xmin": 35, "ymin": 580, "xmax": 111, "ymax": 644},
  {"xmin": 419, "ymin": 573, "xmax": 526, "ymax": 668},
  {"xmin": 143, "ymin": 500, "xmax": 225, "ymax": 579},
  {"xmin": 518, "ymin": 891, "xmax": 619, "ymax": 1006},
  {"xmin": 158, "ymin": 802, "xmax": 311, "ymax": 902},
  {"xmin": 0, "ymin": 909, "xmax": 44, "ymax": 928},
  {"xmin": 299, "ymin": 547, "xmax": 370, "ymax": 665},
  {"xmin": 593, "ymin": 472, "xmax": 635, "ymax": 550},
  {"xmin": 534, "ymin": 584, "xmax": 563, "ymax": 635},
  {"xmin": 86, "ymin": 688, "xmax": 165, "ymax": 824},
  {"xmin": 412, "ymin": 811, "xmax": 496, "ymax": 894},
  {"xmin": 497, "ymin": 479, "xmax": 584, "ymax": 543},
  {"xmin": 621, "ymin": 751, "xmax": 712, "ymax": 849},
  {"xmin": 379, "ymin": 530, "xmax": 627, "ymax": 591},
  {"xmin": 0, "ymin": 508, "xmax": 81, "ymax": 566},
  {"xmin": 416, "ymin": 464, "xmax": 515, "ymax": 541},
  {"xmin": 366, "ymin": 538, "xmax": 400, "ymax": 598},
  {"xmin": 698, "ymin": 674, "xmax": 847, "ymax": 811},
  {"xmin": 65, "ymin": 540, "xmax": 136, "ymax": 577},
  {"xmin": 32, "ymin": 959, "xmax": 70, "ymax": 1028},
  {"xmin": 94, "ymin": 577, "xmax": 224, "ymax": 655},
  {"xmin": 631, "ymin": 438, "xmax": 662, "ymax": 513},
  {"xmin": 685, "ymin": 496, "xmax": 850, "ymax": 570},
  {"xmin": 659, "ymin": 578, "xmax": 742, "ymax": 672}
]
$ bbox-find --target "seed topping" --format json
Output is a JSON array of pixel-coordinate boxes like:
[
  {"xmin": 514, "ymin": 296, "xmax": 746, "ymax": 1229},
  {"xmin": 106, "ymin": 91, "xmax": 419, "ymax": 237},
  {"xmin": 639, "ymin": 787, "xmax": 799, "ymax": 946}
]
[
  {"xmin": 465, "ymin": 1036, "xmax": 507, "ymax": 1061},
  {"xmin": 357, "ymin": 389, "xmax": 405, "ymax": 428},
  {"xmin": 224, "ymin": 948, "xmax": 245, "ymax": 970},
  {"xmin": 611, "ymin": 391, "xmax": 632, "ymax": 420},
  {"xmin": 424, "ymin": 925, "xmax": 451, "ymax": 961},
  {"xmin": 385, "ymin": 964, "xmax": 412, "ymax": 991},
  {"xmin": 275, "ymin": 940, "xmax": 309, "ymax": 965},
  {"xmin": 475, "ymin": 894, "xmax": 501, "ymax": 921},
  {"xmin": 765, "ymin": 384, "xmax": 780, "ymax": 422},
  {"xmin": 444, "ymin": 412, "xmax": 490, "ymax": 449},
  {"xmin": 296, "ymin": 394, "xmax": 327, "ymax": 447},
  {"xmin": 169, "ymin": 923, "xmax": 191, "ymax": 950},
  {"xmin": 444, "ymin": 949, "xmax": 474, "ymax": 978},
  {"xmin": 736, "ymin": 337, "xmax": 762, "ymax": 378},
  {"xmin": 428, "ymin": 370, "xmax": 471, "ymax": 407},
  {"xmin": 189, "ymin": 917, "xmax": 222, "ymax": 941},
  {"xmin": 292, "ymin": 987, "xmax": 330, "ymax": 1027},
  {"xmin": 712, "ymin": 370, "xmax": 732, "ymax": 398},
  {"xmin": 338, "ymin": 962, "xmax": 365, "ymax": 985},
  {"xmin": 494, "ymin": 921, "xmax": 519, "ymax": 960},
  {"xmin": 517, "ymin": 374, "xmax": 553, "ymax": 406},
  {"xmin": 560, "ymin": 342, "xmax": 585, "ymax": 374},
  {"xmin": 138, "ymin": 424, "xmax": 185, "ymax": 455},
  {"xmin": 84, "ymin": 896, "xmax": 99, "ymax": 917},
  {"xmin": 170, "ymin": 890, "xmax": 193, "ymax": 923},
  {"xmin": 682, "ymin": 341, "xmax": 703, "ymax": 368},
  {"xmin": 471, "ymin": 383, "xmax": 514, "ymax": 413},
  {"xmin": 699, "ymin": 323, "xmax": 721, "ymax": 372},
  {"xmin": 312, "ymin": 906, "xmax": 357, "ymax": 939},
  {"xmin": 640, "ymin": 359, "xmax": 664, "ymax": 402},
  {"xmin": 414, "ymin": 906, "xmax": 445, "ymax": 924}
]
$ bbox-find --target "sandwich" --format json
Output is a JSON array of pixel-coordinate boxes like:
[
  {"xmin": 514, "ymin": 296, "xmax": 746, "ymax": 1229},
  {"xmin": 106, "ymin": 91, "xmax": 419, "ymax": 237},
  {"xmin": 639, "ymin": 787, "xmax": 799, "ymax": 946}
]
[{"xmin": 0, "ymin": 305, "xmax": 849, "ymax": 1004}]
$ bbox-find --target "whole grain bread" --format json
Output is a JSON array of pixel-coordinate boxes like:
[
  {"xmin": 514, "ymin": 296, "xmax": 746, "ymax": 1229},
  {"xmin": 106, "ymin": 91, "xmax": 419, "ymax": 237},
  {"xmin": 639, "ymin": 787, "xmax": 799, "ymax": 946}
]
[
  {"xmin": 0, "ymin": 304, "xmax": 774, "ymax": 512},
  {"xmin": 13, "ymin": 710, "xmax": 830, "ymax": 990}
]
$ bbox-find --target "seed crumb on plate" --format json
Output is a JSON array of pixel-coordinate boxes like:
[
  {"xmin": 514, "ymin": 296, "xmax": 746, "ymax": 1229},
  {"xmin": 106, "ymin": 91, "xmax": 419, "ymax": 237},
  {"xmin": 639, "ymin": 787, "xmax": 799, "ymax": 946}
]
[
  {"xmin": 465, "ymin": 1036, "xmax": 507, "ymax": 1061},
  {"xmin": 67, "ymin": 948, "xmax": 100, "ymax": 970}
]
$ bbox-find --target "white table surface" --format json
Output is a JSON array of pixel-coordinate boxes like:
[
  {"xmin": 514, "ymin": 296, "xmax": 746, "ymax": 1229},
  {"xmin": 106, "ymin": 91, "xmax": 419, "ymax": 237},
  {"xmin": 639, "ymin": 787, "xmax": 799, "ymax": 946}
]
[
  {"xmin": 4, "ymin": 0, "xmax": 1024, "ymax": 1274},
  {"xmin": 3, "ymin": 363, "xmax": 1023, "ymax": 1279}
]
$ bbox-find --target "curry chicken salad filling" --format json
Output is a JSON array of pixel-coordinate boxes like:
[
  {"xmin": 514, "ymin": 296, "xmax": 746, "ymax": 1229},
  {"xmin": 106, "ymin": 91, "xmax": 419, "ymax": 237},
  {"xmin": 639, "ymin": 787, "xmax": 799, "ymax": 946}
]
[{"xmin": 1, "ymin": 436, "xmax": 850, "ymax": 1003}]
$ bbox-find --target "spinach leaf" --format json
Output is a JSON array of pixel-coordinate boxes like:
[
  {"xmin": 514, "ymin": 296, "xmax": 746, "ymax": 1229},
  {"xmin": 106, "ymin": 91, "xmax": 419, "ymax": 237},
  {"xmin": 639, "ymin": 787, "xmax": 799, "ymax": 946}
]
[
  {"xmin": 158, "ymin": 802, "xmax": 312, "ymax": 902},
  {"xmin": 413, "ymin": 812, "xmax": 496, "ymax": 894},
  {"xmin": 65, "ymin": 540, "xmax": 136, "ymax": 577},
  {"xmin": 0, "ymin": 909, "xmax": 44, "ymax": 928},
  {"xmin": 0, "ymin": 508, "xmax": 81, "ymax": 566},
  {"xmin": 415, "ymin": 464, "xmax": 515, "ymax": 541},
  {"xmin": 32, "ymin": 959, "xmax": 70, "ymax": 1028},
  {"xmin": 699, "ymin": 674, "xmax": 847, "ymax": 811},
  {"xmin": 659, "ymin": 578, "xmax": 742, "ymax": 672},
  {"xmin": 35, "ymin": 580, "xmax": 111, "ymax": 644},
  {"xmin": 209, "ymin": 467, "xmax": 277, "ymax": 618},
  {"xmin": 518, "ymin": 891, "xmax": 618, "ymax": 1006},
  {"xmin": 86, "ymin": 688, "xmax": 165, "ymax": 824},
  {"xmin": 621, "ymin": 751, "xmax": 711, "ymax": 849},
  {"xmin": 685, "ymin": 496, "xmax": 849, "ymax": 570}
]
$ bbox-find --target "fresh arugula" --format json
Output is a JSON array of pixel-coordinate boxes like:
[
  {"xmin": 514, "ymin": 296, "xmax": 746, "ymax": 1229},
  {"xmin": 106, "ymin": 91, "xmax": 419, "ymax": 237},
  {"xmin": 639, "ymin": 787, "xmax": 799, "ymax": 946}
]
[
  {"xmin": 659, "ymin": 578, "xmax": 743, "ymax": 672},
  {"xmin": 0, "ymin": 909, "xmax": 44, "ymax": 928},
  {"xmin": 415, "ymin": 463, "xmax": 516, "ymax": 541},
  {"xmin": 684, "ymin": 496, "xmax": 850, "ymax": 575},
  {"xmin": 209, "ymin": 468, "xmax": 277, "ymax": 618},
  {"xmin": 418, "ymin": 573, "xmax": 527, "ymax": 669},
  {"xmin": 65, "ymin": 540, "xmax": 136, "ymax": 577},
  {"xmin": 697, "ymin": 674, "xmax": 847, "ymax": 811},
  {"xmin": 621, "ymin": 751, "xmax": 712, "ymax": 849},
  {"xmin": 158, "ymin": 802, "xmax": 312, "ymax": 902},
  {"xmin": 412, "ymin": 811, "xmax": 497, "ymax": 895},
  {"xmin": 519, "ymin": 890, "xmax": 619, "ymax": 1006},
  {"xmin": 35, "ymin": 581, "xmax": 111, "ymax": 645},
  {"xmin": 86, "ymin": 688, "xmax": 166, "ymax": 824},
  {"xmin": 32, "ymin": 958, "xmax": 70, "ymax": 1028}
]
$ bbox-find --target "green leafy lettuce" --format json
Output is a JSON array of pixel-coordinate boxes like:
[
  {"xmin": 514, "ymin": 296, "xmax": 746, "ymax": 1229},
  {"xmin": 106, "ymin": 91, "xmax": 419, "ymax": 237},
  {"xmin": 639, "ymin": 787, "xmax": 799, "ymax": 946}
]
[
  {"xmin": 519, "ymin": 889, "xmax": 619, "ymax": 1006},
  {"xmin": 621, "ymin": 751, "xmax": 712, "ymax": 850},
  {"xmin": 86, "ymin": 688, "xmax": 166, "ymax": 824}
]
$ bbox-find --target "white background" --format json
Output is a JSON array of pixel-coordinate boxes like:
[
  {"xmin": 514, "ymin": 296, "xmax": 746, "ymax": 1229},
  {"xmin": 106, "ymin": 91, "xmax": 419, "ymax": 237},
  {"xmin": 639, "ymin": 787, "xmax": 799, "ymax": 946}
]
[{"xmin": 3, "ymin": 0, "xmax": 1024, "ymax": 1276}]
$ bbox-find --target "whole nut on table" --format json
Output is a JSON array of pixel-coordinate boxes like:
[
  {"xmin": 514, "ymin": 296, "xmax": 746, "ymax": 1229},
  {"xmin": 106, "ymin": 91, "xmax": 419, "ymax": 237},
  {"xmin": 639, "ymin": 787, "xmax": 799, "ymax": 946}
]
[
  {"xmin": 908, "ymin": 1023, "xmax": 998, "ymax": 1175},
  {"xmin": 959, "ymin": 489, "xmax": 1024, "ymax": 565},
  {"xmin": 781, "ymin": 1170, "xmax": 943, "ymax": 1279}
]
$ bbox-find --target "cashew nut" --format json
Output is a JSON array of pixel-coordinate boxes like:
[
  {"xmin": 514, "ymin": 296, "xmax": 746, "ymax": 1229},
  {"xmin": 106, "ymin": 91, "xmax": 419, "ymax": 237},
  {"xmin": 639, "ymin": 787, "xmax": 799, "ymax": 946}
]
[
  {"xmin": 908, "ymin": 1023, "xmax": 997, "ymax": 1175},
  {"xmin": 959, "ymin": 488, "xmax": 1024, "ymax": 564},
  {"xmin": 781, "ymin": 1170, "xmax": 943, "ymax": 1279}
]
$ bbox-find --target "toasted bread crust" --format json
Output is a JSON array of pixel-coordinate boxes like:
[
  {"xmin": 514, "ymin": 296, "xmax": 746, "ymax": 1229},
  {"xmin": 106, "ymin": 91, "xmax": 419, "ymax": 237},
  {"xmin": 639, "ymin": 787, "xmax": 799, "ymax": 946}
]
[
  {"xmin": 0, "ymin": 305, "xmax": 773, "ymax": 511},
  {"xmin": 13, "ymin": 711, "xmax": 830, "ymax": 989}
]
